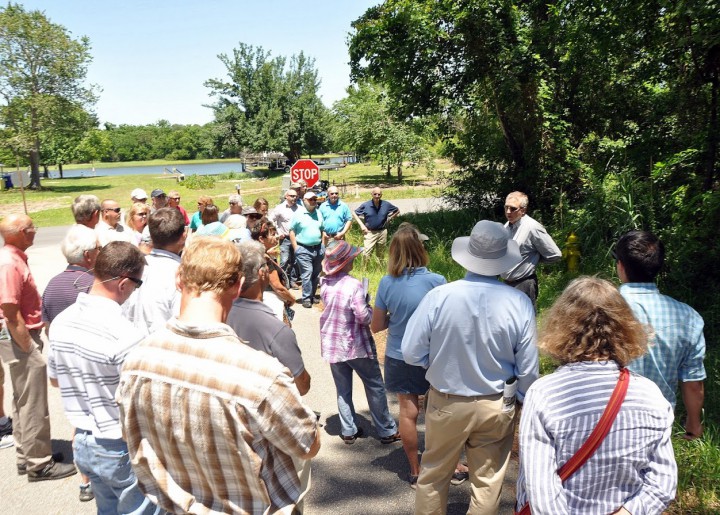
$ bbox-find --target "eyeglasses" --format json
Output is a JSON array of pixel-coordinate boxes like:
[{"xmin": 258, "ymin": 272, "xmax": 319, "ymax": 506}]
[
  {"xmin": 287, "ymin": 194, "xmax": 297, "ymax": 198},
  {"xmin": 307, "ymin": 198, "xmax": 317, "ymax": 202},
  {"xmin": 123, "ymin": 276, "xmax": 143, "ymax": 288},
  {"xmin": 229, "ymin": 202, "xmax": 239, "ymax": 205},
  {"xmin": 329, "ymin": 192, "xmax": 339, "ymax": 196},
  {"xmin": 104, "ymin": 208, "xmax": 121, "ymax": 213},
  {"xmin": 504, "ymin": 206, "xmax": 520, "ymax": 213},
  {"xmin": 372, "ymin": 193, "xmax": 382, "ymax": 197},
  {"xmin": 170, "ymin": 197, "xmax": 180, "ymax": 201},
  {"xmin": 135, "ymin": 213, "xmax": 148, "ymax": 217}
]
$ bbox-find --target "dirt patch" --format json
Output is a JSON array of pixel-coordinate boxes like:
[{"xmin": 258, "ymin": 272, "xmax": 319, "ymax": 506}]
[{"xmin": 2, "ymin": 197, "xmax": 73, "ymax": 215}]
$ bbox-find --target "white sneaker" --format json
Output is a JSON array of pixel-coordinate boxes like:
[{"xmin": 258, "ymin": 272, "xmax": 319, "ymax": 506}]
[{"xmin": 0, "ymin": 433, "xmax": 14, "ymax": 449}]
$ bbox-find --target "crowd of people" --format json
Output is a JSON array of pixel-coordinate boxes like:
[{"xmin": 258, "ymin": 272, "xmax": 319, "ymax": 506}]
[{"xmin": 0, "ymin": 184, "xmax": 706, "ymax": 514}]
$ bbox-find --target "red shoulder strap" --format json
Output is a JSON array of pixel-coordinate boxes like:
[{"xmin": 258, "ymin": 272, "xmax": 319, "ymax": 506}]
[{"xmin": 515, "ymin": 368, "xmax": 630, "ymax": 515}]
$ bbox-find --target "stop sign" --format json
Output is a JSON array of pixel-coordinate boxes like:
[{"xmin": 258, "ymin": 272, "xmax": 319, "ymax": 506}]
[{"xmin": 290, "ymin": 159, "xmax": 320, "ymax": 188}]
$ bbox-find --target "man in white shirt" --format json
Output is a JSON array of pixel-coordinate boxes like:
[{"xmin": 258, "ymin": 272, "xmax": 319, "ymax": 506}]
[
  {"xmin": 123, "ymin": 208, "xmax": 187, "ymax": 337},
  {"xmin": 48, "ymin": 241, "xmax": 159, "ymax": 514},
  {"xmin": 269, "ymin": 188, "xmax": 305, "ymax": 287},
  {"xmin": 96, "ymin": 199, "xmax": 132, "ymax": 247}
]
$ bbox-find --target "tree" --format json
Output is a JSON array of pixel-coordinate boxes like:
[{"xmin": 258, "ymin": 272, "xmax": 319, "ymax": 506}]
[
  {"xmin": 205, "ymin": 43, "xmax": 329, "ymax": 161},
  {"xmin": 333, "ymin": 81, "xmax": 432, "ymax": 179},
  {"xmin": 0, "ymin": 3, "xmax": 97, "ymax": 188}
]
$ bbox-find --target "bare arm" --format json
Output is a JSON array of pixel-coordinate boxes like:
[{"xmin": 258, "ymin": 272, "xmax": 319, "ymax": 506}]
[
  {"xmin": 294, "ymin": 369, "xmax": 311, "ymax": 396},
  {"xmin": 300, "ymin": 426, "xmax": 321, "ymax": 459},
  {"xmin": 289, "ymin": 230, "xmax": 298, "ymax": 251},
  {"xmin": 1, "ymin": 303, "xmax": 33, "ymax": 353},
  {"xmin": 50, "ymin": 378, "xmax": 59, "ymax": 388},
  {"xmin": 268, "ymin": 269, "xmax": 295, "ymax": 306},
  {"xmin": 352, "ymin": 211, "xmax": 369, "ymax": 234},
  {"xmin": 387, "ymin": 210, "xmax": 400, "ymax": 223},
  {"xmin": 370, "ymin": 307, "xmax": 389, "ymax": 334},
  {"xmin": 336, "ymin": 219, "xmax": 353, "ymax": 240},
  {"xmin": 680, "ymin": 380, "xmax": 704, "ymax": 439}
]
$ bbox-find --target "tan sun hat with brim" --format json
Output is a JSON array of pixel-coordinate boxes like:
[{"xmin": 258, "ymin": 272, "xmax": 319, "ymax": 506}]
[
  {"xmin": 323, "ymin": 240, "xmax": 363, "ymax": 276},
  {"xmin": 451, "ymin": 220, "xmax": 521, "ymax": 276}
]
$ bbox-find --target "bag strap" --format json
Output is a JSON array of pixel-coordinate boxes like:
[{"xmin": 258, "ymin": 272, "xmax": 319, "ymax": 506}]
[{"xmin": 516, "ymin": 368, "xmax": 630, "ymax": 515}]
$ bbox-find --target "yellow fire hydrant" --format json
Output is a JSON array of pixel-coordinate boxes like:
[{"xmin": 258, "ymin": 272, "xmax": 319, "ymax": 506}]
[{"xmin": 562, "ymin": 232, "xmax": 581, "ymax": 273}]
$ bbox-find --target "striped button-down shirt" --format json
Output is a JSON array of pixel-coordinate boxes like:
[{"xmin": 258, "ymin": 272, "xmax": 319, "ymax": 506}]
[
  {"xmin": 319, "ymin": 273, "xmax": 375, "ymax": 364},
  {"xmin": 621, "ymin": 283, "xmax": 706, "ymax": 407},
  {"xmin": 516, "ymin": 361, "xmax": 677, "ymax": 514},
  {"xmin": 117, "ymin": 319, "xmax": 318, "ymax": 514}
]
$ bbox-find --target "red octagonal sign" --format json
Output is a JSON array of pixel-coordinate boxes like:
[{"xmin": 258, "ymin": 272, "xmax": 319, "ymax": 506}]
[{"xmin": 290, "ymin": 159, "xmax": 320, "ymax": 188}]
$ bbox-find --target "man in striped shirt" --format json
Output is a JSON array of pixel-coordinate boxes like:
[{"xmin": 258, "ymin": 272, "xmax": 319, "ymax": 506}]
[
  {"xmin": 48, "ymin": 241, "xmax": 159, "ymax": 513},
  {"xmin": 615, "ymin": 230, "xmax": 706, "ymax": 439},
  {"xmin": 117, "ymin": 237, "xmax": 321, "ymax": 514}
]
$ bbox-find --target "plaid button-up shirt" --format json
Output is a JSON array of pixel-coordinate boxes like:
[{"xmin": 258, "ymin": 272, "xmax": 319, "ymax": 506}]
[
  {"xmin": 117, "ymin": 319, "xmax": 318, "ymax": 514},
  {"xmin": 621, "ymin": 282, "xmax": 706, "ymax": 407},
  {"xmin": 319, "ymin": 273, "xmax": 375, "ymax": 364}
]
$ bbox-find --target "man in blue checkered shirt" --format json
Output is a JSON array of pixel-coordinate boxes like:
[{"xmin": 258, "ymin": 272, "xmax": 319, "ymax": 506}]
[{"xmin": 615, "ymin": 230, "xmax": 706, "ymax": 440}]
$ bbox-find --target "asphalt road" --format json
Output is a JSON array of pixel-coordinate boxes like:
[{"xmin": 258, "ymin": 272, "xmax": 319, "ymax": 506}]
[{"xmin": 1, "ymin": 198, "xmax": 519, "ymax": 514}]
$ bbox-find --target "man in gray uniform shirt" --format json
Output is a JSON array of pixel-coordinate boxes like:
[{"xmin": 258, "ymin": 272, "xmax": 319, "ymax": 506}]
[
  {"xmin": 500, "ymin": 191, "xmax": 561, "ymax": 307},
  {"xmin": 226, "ymin": 240, "xmax": 311, "ymax": 396}
]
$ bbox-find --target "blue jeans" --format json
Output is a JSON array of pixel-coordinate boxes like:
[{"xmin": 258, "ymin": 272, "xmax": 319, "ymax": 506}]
[
  {"xmin": 279, "ymin": 238, "xmax": 298, "ymax": 284},
  {"xmin": 330, "ymin": 358, "xmax": 398, "ymax": 438},
  {"xmin": 73, "ymin": 431, "xmax": 162, "ymax": 515},
  {"xmin": 295, "ymin": 244, "xmax": 323, "ymax": 302}
]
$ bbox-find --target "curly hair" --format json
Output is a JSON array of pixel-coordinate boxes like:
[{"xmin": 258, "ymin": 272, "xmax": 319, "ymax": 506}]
[{"xmin": 538, "ymin": 276, "xmax": 648, "ymax": 367}]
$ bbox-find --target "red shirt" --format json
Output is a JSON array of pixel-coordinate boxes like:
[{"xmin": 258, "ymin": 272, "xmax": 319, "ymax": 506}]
[
  {"xmin": 0, "ymin": 244, "xmax": 43, "ymax": 329},
  {"xmin": 176, "ymin": 206, "xmax": 190, "ymax": 226}
]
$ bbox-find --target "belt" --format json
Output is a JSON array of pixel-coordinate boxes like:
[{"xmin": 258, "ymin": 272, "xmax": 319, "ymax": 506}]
[
  {"xmin": 504, "ymin": 274, "xmax": 537, "ymax": 287},
  {"xmin": 298, "ymin": 242, "xmax": 321, "ymax": 249},
  {"xmin": 76, "ymin": 428, "xmax": 92, "ymax": 435},
  {"xmin": 430, "ymin": 386, "xmax": 500, "ymax": 400}
]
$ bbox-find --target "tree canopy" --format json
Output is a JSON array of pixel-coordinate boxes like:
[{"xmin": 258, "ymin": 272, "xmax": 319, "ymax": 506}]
[
  {"xmin": 205, "ymin": 43, "xmax": 330, "ymax": 162},
  {"xmin": 0, "ymin": 3, "xmax": 97, "ymax": 188}
]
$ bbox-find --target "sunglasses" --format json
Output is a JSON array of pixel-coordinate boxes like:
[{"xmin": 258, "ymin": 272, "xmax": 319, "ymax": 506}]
[
  {"xmin": 104, "ymin": 207, "xmax": 121, "ymax": 213},
  {"xmin": 170, "ymin": 197, "xmax": 180, "ymax": 200},
  {"xmin": 504, "ymin": 206, "xmax": 520, "ymax": 213}
]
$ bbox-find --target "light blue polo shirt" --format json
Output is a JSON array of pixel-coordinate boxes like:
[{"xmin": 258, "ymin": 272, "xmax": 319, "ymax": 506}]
[
  {"xmin": 319, "ymin": 200, "xmax": 352, "ymax": 235},
  {"xmin": 375, "ymin": 268, "xmax": 446, "ymax": 360},
  {"xmin": 289, "ymin": 209, "xmax": 324, "ymax": 246}
]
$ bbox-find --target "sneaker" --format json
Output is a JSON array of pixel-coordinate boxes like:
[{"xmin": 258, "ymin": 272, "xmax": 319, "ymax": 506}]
[
  {"xmin": 450, "ymin": 471, "xmax": 469, "ymax": 485},
  {"xmin": 0, "ymin": 434, "xmax": 14, "ymax": 449},
  {"xmin": 79, "ymin": 483, "xmax": 95, "ymax": 502},
  {"xmin": 380, "ymin": 432, "xmax": 402, "ymax": 444},
  {"xmin": 341, "ymin": 427, "xmax": 364, "ymax": 445},
  {"xmin": 302, "ymin": 300, "xmax": 312, "ymax": 308},
  {"xmin": 27, "ymin": 460, "xmax": 77, "ymax": 482},
  {"xmin": 17, "ymin": 452, "xmax": 64, "ymax": 475}
]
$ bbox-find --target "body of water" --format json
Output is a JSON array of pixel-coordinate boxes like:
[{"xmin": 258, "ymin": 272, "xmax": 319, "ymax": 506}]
[
  {"xmin": 45, "ymin": 161, "xmax": 246, "ymax": 179},
  {"xmin": 39, "ymin": 155, "xmax": 356, "ymax": 179}
]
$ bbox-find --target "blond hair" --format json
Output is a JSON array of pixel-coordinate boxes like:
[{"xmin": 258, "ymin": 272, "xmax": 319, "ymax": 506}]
[
  {"xmin": 125, "ymin": 202, "xmax": 150, "ymax": 227},
  {"xmin": 387, "ymin": 224, "xmax": 429, "ymax": 277},
  {"xmin": 539, "ymin": 276, "xmax": 647, "ymax": 367},
  {"xmin": 178, "ymin": 237, "xmax": 242, "ymax": 295}
]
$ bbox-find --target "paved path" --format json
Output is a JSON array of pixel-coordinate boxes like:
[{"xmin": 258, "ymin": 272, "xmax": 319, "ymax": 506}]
[{"xmin": 1, "ymin": 199, "xmax": 519, "ymax": 514}]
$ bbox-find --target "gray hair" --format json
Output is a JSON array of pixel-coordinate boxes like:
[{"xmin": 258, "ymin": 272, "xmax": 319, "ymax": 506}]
[
  {"xmin": 236, "ymin": 240, "xmax": 266, "ymax": 292},
  {"xmin": 229, "ymin": 194, "xmax": 242, "ymax": 205},
  {"xmin": 61, "ymin": 224, "xmax": 97, "ymax": 264},
  {"xmin": 506, "ymin": 191, "xmax": 529, "ymax": 208},
  {"xmin": 71, "ymin": 195, "xmax": 101, "ymax": 223}
]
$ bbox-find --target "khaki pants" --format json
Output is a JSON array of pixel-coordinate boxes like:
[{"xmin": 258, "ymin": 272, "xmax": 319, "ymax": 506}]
[
  {"xmin": 363, "ymin": 229, "xmax": 388, "ymax": 258},
  {"xmin": 1, "ymin": 330, "xmax": 52, "ymax": 472},
  {"xmin": 415, "ymin": 389, "xmax": 515, "ymax": 515}
]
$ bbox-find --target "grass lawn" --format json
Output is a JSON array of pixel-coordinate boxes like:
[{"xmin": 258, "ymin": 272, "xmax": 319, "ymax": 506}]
[{"xmin": 0, "ymin": 160, "xmax": 449, "ymax": 227}]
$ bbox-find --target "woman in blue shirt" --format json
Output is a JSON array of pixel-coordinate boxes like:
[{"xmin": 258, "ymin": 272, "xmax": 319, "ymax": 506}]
[{"xmin": 371, "ymin": 223, "xmax": 446, "ymax": 488}]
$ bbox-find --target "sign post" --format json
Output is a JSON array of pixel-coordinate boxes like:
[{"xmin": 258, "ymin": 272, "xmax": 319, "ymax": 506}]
[{"xmin": 290, "ymin": 159, "xmax": 320, "ymax": 188}]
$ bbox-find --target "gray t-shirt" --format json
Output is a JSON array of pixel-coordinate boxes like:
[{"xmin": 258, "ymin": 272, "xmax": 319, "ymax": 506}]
[{"xmin": 226, "ymin": 298, "xmax": 305, "ymax": 378}]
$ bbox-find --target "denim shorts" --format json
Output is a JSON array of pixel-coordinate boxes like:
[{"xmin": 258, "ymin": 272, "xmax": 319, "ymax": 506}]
[{"xmin": 383, "ymin": 356, "xmax": 430, "ymax": 395}]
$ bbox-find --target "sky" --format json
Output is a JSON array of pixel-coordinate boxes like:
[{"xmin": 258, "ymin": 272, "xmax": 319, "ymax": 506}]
[{"xmin": 20, "ymin": 0, "xmax": 379, "ymax": 126}]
